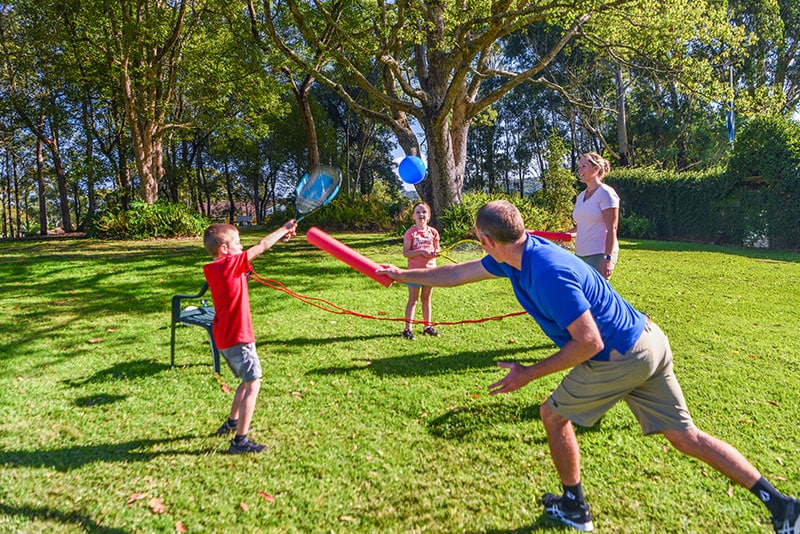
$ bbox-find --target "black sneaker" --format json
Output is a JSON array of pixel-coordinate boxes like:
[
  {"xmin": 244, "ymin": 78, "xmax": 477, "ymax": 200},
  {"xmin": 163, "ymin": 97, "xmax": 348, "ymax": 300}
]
[
  {"xmin": 228, "ymin": 436, "xmax": 267, "ymax": 454},
  {"xmin": 542, "ymin": 493, "xmax": 594, "ymax": 532},
  {"xmin": 422, "ymin": 326, "xmax": 440, "ymax": 337},
  {"xmin": 402, "ymin": 329, "xmax": 415, "ymax": 340},
  {"xmin": 773, "ymin": 497, "xmax": 800, "ymax": 534},
  {"xmin": 216, "ymin": 419, "xmax": 238, "ymax": 436}
]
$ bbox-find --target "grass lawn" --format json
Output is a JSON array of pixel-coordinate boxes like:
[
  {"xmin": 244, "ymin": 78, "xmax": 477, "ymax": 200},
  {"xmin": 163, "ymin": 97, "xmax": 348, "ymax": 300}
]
[{"xmin": 0, "ymin": 229, "xmax": 799, "ymax": 533}]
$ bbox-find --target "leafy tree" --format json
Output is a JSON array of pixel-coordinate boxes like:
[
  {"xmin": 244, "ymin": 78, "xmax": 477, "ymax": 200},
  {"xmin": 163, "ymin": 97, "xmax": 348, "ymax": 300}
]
[
  {"xmin": 253, "ymin": 0, "xmax": 742, "ymax": 221},
  {"xmin": 538, "ymin": 132, "xmax": 577, "ymax": 226},
  {"xmin": 730, "ymin": 0, "xmax": 800, "ymax": 116}
]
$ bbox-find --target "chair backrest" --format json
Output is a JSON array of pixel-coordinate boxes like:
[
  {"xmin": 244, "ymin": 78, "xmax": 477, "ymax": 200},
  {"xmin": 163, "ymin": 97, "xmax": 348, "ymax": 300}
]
[{"xmin": 171, "ymin": 283, "xmax": 210, "ymax": 323}]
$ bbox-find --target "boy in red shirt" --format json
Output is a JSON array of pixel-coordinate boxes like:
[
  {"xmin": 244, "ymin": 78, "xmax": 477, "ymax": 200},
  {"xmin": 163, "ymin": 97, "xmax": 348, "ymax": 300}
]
[{"xmin": 203, "ymin": 220, "xmax": 296, "ymax": 453}]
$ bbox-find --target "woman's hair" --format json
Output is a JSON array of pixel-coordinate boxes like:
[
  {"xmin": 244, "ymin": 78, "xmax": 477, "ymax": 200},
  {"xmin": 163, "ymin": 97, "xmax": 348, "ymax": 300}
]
[
  {"xmin": 583, "ymin": 152, "xmax": 611, "ymax": 176},
  {"xmin": 475, "ymin": 200, "xmax": 526, "ymax": 243},
  {"xmin": 203, "ymin": 223, "xmax": 237, "ymax": 256}
]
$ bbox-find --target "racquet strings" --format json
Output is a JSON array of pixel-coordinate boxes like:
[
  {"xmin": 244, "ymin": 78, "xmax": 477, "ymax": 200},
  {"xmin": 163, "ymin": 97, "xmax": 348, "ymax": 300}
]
[
  {"xmin": 438, "ymin": 239, "xmax": 484, "ymax": 263},
  {"xmin": 295, "ymin": 165, "xmax": 342, "ymax": 221}
]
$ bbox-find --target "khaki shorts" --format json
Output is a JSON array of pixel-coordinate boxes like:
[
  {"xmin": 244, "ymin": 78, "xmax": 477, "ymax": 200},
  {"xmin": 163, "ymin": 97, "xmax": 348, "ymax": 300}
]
[{"xmin": 546, "ymin": 321, "xmax": 694, "ymax": 435}]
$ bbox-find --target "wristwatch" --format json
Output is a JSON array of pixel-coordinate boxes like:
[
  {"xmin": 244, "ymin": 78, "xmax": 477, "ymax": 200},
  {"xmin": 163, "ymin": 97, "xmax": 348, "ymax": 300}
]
[{"xmin": 603, "ymin": 254, "xmax": 612, "ymax": 260}]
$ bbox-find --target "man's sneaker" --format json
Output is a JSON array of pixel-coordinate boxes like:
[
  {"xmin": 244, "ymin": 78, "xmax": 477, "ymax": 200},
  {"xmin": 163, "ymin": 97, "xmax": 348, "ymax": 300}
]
[
  {"xmin": 216, "ymin": 419, "xmax": 238, "ymax": 436},
  {"xmin": 422, "ymin": 326, "xmax": 440, "ymax": 337},
  {"xmin": 402, "ymin": 329, "xmax": 415, "ymax": 340},
  {"xmin": 773, "ymin": 497, "xmax": 800, "ymax": 534},
  {"xmin": 542, "ymin": 493, "xmax": 594, "ymax": 532},
  {"xmin": 228, "ymin": 436, "xmax": 267, "ymax": 454}
]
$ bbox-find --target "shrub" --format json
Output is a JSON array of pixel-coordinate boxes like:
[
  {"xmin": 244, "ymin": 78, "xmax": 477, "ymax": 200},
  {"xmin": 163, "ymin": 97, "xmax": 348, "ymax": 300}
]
[
  {"xmin": 619, "ymin": 212, "xmax": 655, "ymax": 239},
  {"xmin": 726, "ymin": 115, "xmax": 800, "ymax": 188},
  {"xmin": 86, "ymin": 201, "xmax": 210, "ymax": 239},
  {"xmin": 270, "ymin": 194, "xmax": 402, "ymax": 232},
  {"xmin": 437, "ymin": 191, "xmax": 566, "ymax": 244}
]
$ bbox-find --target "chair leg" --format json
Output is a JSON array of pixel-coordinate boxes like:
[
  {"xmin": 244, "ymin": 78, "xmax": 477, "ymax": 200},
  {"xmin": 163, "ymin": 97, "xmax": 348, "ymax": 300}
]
[
  {"xmin": 170, "ymin": 323, "xmax": 177, "ymax": 368},
  {"xmin": 204, "ymin": 327, "xmax": 221, "ymax": 374},
  {"xmin": 211, "ymin": 344, "xmax": 221, "ymax": 374}
]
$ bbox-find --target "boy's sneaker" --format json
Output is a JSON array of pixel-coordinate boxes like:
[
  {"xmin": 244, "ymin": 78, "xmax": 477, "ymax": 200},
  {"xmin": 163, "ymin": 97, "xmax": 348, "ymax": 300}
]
[
  {"xmin": 216, "ymin": 419, "xmax": 238, "ymax": 436},
  {"xmin": 773, "ymin": 497, "xmax": 800, "ymax": 534},
  {"xmin": 422, "ymin": 326, "xmax": 440, "ymax": 337},
  {"xmin": 228, "ymin": 436, "xmax": 267, "ymax": 454},
  {"xmin": 542, "ymin": 493, "xmax": 594, "ymax": 532},
  {"xmin": 402, "ymin": 329, "xmax": 415, "ymax": 340}
]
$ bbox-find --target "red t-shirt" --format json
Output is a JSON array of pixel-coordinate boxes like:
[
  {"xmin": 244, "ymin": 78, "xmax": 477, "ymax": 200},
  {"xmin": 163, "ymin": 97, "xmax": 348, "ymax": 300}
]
[{"xmin": 203, "ymin": 253, "xmax": 255, "ymax": 350}]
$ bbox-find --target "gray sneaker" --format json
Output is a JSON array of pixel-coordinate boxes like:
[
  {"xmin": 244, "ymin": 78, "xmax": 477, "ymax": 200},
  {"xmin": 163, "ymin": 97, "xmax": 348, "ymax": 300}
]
[
  {"xmin": 216, "ymin": 419, "xmax": 237, "ymax": 436},
  {"xmin": 773, "ymin": 497, "xmax": 800, "ymax": 534},
  {"xmin": 228, "ymin": 437, "xmax": 267, "ymax": 454},
  {"xmin": 542, "ymin": 493, "xmax": 594, "ymax": 532}
]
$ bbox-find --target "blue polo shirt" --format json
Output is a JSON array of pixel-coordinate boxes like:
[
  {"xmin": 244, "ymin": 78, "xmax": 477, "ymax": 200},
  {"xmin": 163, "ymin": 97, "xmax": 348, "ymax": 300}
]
[{"xmin": 481, "ymin": 234, "xmax": 646, "ymax": 361}]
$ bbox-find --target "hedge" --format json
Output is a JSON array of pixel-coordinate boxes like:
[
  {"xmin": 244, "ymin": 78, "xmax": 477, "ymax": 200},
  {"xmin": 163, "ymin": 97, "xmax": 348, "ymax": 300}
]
[{"xmin": 607, "ymin": 116, "xmax": 800, "ymax": 250}]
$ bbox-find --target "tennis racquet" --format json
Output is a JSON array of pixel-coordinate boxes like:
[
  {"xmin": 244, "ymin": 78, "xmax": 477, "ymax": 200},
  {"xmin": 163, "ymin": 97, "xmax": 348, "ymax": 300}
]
[
  {"xmin": 292, "ymin": 165, "xmax": 342, "ymax": 223},
  {"xmin": 437, "ymin": 239, "xmax": 485, "ymax": 263}
]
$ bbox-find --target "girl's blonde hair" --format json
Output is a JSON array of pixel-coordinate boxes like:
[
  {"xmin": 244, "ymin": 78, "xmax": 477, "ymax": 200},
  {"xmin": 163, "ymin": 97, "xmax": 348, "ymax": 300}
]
[{"xmin": 583, "ymin": 152, "xmax": 611, "ymax": 176}]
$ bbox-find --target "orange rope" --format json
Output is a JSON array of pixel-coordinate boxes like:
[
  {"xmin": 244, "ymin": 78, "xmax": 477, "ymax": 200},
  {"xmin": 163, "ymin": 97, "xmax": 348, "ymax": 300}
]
[{"xmin": 249, "ymin": 271, "xmax": 527, "ymax": 326}]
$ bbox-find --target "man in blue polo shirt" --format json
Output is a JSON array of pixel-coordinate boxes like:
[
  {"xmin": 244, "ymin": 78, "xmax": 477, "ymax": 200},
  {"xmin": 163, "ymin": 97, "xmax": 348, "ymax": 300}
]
[{"xmin": 377, "ymin": 200, "xmax": 798, "ymax": 533}]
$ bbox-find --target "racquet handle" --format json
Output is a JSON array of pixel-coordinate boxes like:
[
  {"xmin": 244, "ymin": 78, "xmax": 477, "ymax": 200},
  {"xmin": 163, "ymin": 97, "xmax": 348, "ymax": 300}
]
[
  {"xmin": 306, "ymin": 227, "xmax": 393, "ymax": 287},
  {"xmin": 528, "ymin": 230, "xmax": 573, "ymax": 242}
]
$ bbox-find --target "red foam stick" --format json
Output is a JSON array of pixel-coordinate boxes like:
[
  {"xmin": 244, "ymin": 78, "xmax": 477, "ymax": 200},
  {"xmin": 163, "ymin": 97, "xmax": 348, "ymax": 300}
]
[
  {"xmin": 528, "ymin": 230, "xmax": 573, "ymax": 242},
  {"xmin": 306, "ymin": 226, "xmax": 393, "ymax": 287}
]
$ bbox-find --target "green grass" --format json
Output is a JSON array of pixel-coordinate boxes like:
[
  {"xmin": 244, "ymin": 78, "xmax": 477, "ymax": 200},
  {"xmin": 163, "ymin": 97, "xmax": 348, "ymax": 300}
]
[{"xmin": 1, "ymin": 231, "xmax": 799, "ymax": 533}]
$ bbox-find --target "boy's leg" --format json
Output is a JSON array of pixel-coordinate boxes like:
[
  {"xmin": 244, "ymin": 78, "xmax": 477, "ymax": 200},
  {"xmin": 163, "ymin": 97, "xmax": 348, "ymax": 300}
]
[{"xmin": 234, "ymin": 378, "xmax": 261, "ymax": 436}]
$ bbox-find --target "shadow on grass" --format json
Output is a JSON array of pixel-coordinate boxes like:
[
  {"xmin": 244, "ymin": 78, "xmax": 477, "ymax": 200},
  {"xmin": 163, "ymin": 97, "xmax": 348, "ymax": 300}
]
[
  {"xmin": 0, "ymin": 502, "xmax": 128, "ymax": 534},
  {"xmin": 74, "ymin": 394, "xmax": 128, "ymax": 407},
  {"xmin": 427, "ymin": 402, "xmax": 543, "ymax": 441},
  {"xmin": 0, "ymin": 435, "xmax": 207, "ymax": 472},
  {"xmin": 427, "ymin": 402, "xmax": 604, "ymax": 443},
  {"xmin": 62, "ymin": 359, "xmax": 170, "ymax": 387},
  {"xmin": 482, "ymin": 516, "xmax": 578, "ymax": 532},
  {"xmin": 263, "ymin": 332, "xmax": 400, "ymax": 348},
  {"xmin": 307, "ymin": 345, "xmax": 552, "ymax": 378}
]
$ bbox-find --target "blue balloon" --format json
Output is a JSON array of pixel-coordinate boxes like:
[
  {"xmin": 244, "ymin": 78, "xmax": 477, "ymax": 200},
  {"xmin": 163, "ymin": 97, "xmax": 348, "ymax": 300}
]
[{"xmin": 398, "ymin": 156, "xmax": 427, "ymax": 185}]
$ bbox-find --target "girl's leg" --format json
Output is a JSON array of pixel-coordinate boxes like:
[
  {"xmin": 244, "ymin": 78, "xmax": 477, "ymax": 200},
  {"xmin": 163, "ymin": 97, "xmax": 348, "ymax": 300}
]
[
  {"xmin": 405, "ymin": 286, "xmax": 420, "ymax": 330},
  {"xmin": 421, "ymin": 286, "xmax": 433, "ymax": 326}
]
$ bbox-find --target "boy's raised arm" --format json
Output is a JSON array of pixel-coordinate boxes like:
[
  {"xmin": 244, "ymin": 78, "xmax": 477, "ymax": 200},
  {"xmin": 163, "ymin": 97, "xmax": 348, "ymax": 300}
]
[{"xmin": 247, "ymin": 220, "xmax": 297, "ymax": 261}]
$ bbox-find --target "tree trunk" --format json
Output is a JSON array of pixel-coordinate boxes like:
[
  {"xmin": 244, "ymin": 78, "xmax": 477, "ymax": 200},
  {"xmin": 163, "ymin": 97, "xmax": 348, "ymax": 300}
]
[
  {"xmin": 81, "ymin": 95, "xmax": 97, "ymax": 215},
  {"xmin": 615, "ymin": 66, "xmax": 630, "ymax": 167},
  {"xmin": 36, "ymin": 135, "xmax": 47, "ymax": 235},
  {"xmin": 287, "ymin": 71, "xmax": 320, "ymax": 172}
]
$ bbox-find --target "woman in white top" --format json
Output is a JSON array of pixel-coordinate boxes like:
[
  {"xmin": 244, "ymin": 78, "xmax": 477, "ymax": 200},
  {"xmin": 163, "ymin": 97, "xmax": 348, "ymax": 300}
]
[{"xmin": 569, "ymin": 152, "xmax": 620, "ymax": 280}]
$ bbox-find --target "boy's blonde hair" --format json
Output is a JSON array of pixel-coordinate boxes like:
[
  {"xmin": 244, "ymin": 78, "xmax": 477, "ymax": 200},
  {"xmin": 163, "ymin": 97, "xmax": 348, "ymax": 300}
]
[{"xmin": 203, "ymin": 223, "xmax": 238, "ymax": 256}]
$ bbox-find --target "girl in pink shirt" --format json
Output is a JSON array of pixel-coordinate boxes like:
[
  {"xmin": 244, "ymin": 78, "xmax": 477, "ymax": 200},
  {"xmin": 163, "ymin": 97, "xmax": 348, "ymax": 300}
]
[{"xmin": 401, "ymin": 202, "xmax": 440, "ymax": 340}]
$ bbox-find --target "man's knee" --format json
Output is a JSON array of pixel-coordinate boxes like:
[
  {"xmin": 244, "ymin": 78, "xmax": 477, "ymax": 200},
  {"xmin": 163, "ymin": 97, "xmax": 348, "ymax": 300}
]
[
  {"xmin": 662, "ymin": 426, "xmax": 702, "ymax": 452},
  {"xmin": 540, "ymin": 401, "xmax": 567, "ymax": 428}
]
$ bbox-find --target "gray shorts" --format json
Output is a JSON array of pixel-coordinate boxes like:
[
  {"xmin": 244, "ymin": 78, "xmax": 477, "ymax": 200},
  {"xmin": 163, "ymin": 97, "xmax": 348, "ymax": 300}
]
[
  {"xmin": 220, "ymin": 342, "xmax": 262, "ymax": 382},
  {"xmin": 546, "ymin": 321, "xmax": 694, "ymax": 435}
]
